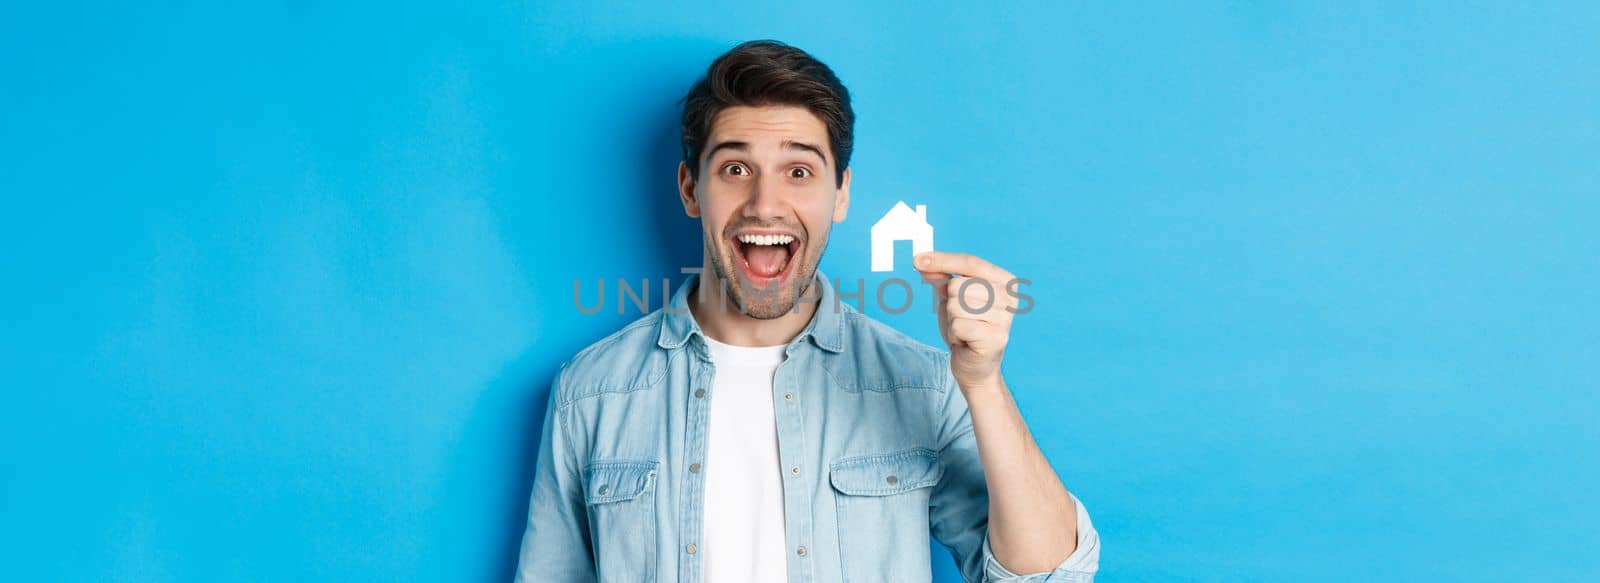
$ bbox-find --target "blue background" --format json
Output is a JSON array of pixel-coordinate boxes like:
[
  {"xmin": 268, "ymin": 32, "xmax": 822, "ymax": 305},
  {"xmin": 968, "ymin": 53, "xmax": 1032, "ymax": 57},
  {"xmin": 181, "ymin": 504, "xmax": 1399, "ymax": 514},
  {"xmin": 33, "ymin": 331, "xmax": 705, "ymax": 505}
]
[{"xmin": 4, "ymin": 2, "xmax": 1597, "ymax": 581}]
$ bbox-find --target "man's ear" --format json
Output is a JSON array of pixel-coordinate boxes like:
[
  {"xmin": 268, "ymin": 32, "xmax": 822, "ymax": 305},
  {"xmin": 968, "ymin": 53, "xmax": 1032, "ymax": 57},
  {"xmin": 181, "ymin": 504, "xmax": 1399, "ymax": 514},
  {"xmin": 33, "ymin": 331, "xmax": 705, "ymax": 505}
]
[
  {"xmin": 833, "ymin": 166, "xmax": 851, "ymax": 223},
  {"xmin": 678, "ymin": 160, "xmax": 701, "ymax": 218}
]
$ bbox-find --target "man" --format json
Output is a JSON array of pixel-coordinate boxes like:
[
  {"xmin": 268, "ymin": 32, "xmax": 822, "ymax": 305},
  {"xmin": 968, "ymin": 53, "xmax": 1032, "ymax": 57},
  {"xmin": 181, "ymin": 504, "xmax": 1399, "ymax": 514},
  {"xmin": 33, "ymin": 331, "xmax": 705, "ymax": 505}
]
[{"xmin": 514, "ymin": 39, "xmax": 1099, "ymax": 582}]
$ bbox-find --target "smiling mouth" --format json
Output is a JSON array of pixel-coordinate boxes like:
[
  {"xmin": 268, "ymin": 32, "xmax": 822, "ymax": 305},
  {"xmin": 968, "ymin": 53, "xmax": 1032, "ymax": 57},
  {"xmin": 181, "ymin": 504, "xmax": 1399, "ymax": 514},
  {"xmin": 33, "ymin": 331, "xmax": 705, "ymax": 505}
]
[{"xmin": 732, "ymin": 233, "xmax": 802, "ymax": 286}]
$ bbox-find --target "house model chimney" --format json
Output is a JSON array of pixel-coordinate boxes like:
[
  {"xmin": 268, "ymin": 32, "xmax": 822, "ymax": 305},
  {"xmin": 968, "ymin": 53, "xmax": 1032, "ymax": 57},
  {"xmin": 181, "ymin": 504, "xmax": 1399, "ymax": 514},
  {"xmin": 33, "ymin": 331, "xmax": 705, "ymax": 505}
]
[{"xmin": 915, "ymin": 204, "xmax": 926, "ymax": 220}]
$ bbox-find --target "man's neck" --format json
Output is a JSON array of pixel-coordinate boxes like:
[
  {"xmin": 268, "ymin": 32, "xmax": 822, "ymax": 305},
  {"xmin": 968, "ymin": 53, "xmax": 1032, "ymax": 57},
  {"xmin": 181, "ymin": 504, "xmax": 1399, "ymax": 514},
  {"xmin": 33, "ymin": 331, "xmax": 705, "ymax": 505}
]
[{"xmin": 688, "ymin": 270, "xmax": 818, "ymax": 347}]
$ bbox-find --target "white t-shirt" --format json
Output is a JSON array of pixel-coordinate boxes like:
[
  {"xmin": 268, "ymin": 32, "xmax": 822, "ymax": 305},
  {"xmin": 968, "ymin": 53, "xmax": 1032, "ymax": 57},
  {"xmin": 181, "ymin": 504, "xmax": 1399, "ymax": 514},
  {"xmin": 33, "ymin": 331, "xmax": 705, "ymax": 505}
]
[{"xmin": 700, "ymin": 335, "xmax": 790, "ymax": 583}]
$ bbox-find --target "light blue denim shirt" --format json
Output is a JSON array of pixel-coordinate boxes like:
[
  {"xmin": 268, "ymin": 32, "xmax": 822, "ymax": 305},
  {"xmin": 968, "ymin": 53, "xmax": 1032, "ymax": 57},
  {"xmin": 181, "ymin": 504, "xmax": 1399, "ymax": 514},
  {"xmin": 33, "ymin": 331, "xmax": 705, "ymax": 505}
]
[{"xmin": 514, "ymin": 271, "xmax": 1100, "ymax": 582}]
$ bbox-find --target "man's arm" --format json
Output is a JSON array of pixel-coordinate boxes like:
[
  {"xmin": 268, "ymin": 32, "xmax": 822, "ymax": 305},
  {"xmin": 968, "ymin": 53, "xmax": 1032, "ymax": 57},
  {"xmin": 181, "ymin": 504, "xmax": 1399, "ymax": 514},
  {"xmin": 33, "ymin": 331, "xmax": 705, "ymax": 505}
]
[
  {"xmin": 916, "ymin": 251, "xmax": 1097, "ymax": 577},
  {"xmin": 512, "ymin": 378, "xmax": 596, "ymax": 582},
  {"xmin": 964, "ymin": 377, "xmax": 1081, "ymax": 573},
  {"xmin": 926, "ymin": 367, "xmax": 1100, "ymax": 582}
]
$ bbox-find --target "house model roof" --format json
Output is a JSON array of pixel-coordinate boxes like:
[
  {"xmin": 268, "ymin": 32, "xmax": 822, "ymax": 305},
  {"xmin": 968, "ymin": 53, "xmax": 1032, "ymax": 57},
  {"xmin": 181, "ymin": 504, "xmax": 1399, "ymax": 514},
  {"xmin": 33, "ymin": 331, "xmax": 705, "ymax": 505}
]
[{"xmin": 873, "ymin": 201, "xmax": 928, "ymax": 228}]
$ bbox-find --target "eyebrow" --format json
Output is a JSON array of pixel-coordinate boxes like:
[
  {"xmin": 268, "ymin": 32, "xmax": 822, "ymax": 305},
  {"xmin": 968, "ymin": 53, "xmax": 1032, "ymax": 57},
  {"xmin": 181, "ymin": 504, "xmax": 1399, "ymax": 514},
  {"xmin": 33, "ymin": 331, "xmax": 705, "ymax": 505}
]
[
  {"xmin": 704, "ymin": 139, "xmax": 829, "ymax": 166},
  {"xmin": 784, "ymin": 140, "xmax": 832, "ymax": 166},
  {"xmin": 702, "ymin": 141, "xmax": 749, "ymax": 163}
]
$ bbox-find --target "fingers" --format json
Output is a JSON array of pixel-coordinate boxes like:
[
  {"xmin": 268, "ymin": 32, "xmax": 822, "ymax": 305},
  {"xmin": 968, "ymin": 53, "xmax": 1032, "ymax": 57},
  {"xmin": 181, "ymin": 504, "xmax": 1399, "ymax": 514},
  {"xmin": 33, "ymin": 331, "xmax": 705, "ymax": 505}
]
[
  {"xmin": 917, "ymin": 252, "xmax": 1021, "ymax": 357},
  {"xmin": 913, "ymin": 251, "xmax": 1010, "ymax": 281},
  {"xmin": 943, "ymin": 316, "xmax": 976, "ymax": 347},
  {"xmin": 919, "ymin": 267, "xmax": 954, "ymax": 305},
  {"xmin": 945, "ymin": 317, "xmax": 1005, "ymax": 353},
  {"xmin": 943, "ymin": 275, "xmax": 1016, "ymax": 324}
]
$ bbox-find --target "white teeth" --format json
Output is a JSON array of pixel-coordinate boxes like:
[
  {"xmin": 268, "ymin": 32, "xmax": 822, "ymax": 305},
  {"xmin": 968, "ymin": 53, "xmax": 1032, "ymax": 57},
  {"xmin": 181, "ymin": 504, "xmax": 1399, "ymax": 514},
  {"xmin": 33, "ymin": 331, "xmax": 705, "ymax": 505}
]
[{"xmin": 737, "ymin": 234, "xmax": 795, "ymax": 246}]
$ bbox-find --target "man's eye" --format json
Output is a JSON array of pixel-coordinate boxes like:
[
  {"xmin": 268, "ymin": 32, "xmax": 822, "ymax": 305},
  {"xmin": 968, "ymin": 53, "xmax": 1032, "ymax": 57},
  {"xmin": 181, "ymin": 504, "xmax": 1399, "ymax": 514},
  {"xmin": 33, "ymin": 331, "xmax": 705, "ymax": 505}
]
[
  {"xmin": 789, "ymin": 167, "xmax": 811, "ymax": 179},
  {"xmin": 723, "ymin": 163, "xmax": 749, "ymax": 176}
]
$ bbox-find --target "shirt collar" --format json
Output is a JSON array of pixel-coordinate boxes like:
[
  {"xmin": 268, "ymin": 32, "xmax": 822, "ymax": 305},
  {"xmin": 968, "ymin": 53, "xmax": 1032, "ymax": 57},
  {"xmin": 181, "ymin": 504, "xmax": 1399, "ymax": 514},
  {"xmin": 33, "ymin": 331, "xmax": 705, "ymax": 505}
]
[{"xmin": 656, "ymin": 270, "xmax": 845, "ymax": 353}]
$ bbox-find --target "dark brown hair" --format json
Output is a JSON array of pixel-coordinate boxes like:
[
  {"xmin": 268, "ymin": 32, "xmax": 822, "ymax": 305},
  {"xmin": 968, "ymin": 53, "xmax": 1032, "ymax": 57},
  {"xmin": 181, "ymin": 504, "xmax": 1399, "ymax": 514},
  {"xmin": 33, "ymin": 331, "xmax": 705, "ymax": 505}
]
[{"xmin": 678, "ymin": 39, "xmax": 855, "ymax": 188}]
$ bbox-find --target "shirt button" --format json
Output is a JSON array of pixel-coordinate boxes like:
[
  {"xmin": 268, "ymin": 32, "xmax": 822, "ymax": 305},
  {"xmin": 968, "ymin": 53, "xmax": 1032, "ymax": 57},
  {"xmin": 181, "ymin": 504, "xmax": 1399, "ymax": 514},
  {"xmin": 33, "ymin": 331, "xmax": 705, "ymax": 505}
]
[
  {"xmin": 689, "ymin": 463, "xmax": 702, "ymax": 473},
  {"xmin": 886, "ymin": 475, "xmax": 898, "ymax": 485},
  {"xmin": 597, "ymin": 485, "xmax": 610, "ymax": 495},
  {"xmin": 790, "ymin": 466, "xmax": 801, "ymax": 476},
  {"xmin": 796, "ymin": 545, "xmax": 807, "ymax": 556},
  {"xmin": 695, "ymin": 388, "xmax": 706, "ymax": 398},
  {"xmin": 783, "ymin": 392, "xmax": 794, "ymax": 401},
  {"xmin": 686, "ymin": 543, "xmax": 698, "ymax": 555}
]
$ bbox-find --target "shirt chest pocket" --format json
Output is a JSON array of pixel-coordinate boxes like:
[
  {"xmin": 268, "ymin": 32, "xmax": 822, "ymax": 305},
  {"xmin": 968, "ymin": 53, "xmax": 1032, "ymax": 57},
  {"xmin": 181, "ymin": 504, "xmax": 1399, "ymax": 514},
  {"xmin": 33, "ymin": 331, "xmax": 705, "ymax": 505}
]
[
  {"xmin": 828, "ymin": 448, "xmax": 945, "ymax": 583},
  {"xmin": 584, "ymin": 460, "xmax": 658, "ymax": 583}
]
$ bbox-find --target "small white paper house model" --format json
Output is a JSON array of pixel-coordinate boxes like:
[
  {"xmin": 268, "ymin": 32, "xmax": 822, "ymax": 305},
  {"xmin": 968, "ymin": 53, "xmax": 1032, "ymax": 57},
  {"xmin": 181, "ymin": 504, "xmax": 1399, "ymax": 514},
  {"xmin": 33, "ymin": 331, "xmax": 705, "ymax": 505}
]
[{"xmin": 871, "ymin": 201, "xmax": 934, "ymax": 272}]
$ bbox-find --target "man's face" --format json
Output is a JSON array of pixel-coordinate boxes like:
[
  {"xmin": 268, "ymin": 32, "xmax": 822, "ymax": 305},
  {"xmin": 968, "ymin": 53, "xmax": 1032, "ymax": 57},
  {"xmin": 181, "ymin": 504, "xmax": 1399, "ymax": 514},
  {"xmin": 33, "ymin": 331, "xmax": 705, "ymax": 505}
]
[{"xmin": 677, "ymin": 104, "xmax": 851, "ymax": 319}]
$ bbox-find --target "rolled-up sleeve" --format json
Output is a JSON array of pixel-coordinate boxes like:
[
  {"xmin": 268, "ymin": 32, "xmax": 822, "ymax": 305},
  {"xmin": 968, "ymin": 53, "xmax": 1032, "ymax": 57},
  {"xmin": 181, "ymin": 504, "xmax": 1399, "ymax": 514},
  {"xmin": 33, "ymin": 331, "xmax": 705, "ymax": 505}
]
[{"xmin": 979, "ymin": 490, "xmax": 1100, "ymax": 582}]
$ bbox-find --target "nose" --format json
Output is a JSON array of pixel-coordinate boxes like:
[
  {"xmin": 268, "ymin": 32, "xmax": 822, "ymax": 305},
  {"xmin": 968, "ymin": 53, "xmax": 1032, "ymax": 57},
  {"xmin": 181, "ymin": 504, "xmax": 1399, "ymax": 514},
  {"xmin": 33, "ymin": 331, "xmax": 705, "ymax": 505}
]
[{"xmin": 741, "ymin": 172, "xmax": 788, "ymax": 223}]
